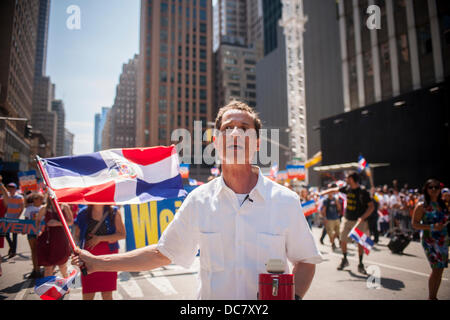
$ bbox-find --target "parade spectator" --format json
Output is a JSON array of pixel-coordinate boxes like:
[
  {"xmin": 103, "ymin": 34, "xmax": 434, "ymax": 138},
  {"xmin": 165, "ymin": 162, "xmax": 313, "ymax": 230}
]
[
  {"xmin": 74, "ymin": 205, "xmax": 126, "ymax": 300},
  {"xmin": 23, "ymin": 192, "xmax": 45, "ymax": 278},
  {"xmin": 321, "ymin": 172, "xmax": 374, "ymax": 274},
  {"xmin": 0, "ymin": 192, "xmax": 5, "ymax": 277},
  {"xmin": 37, "ymin": 198, "xmax": 73, "ymax": 278},
  {"xmin": 0, "ymin": 176, "xmax": 24, "ymax": 258},
  {"xmin": 320, "ymin": 187, "xmax": 341, "ymax": 250},
  {"xmin": 300, "ymin": 188, "xmax": 313, "ymax": 229},
  {"xmin": 368, "ymin": 194, "xmax": 380, "ymax": 244},
  {"xmin": 72, "ymin": 101, "xmax": 322, "ymax": 300},
  {"xmin": 412, "ymin": 179, "xmax": 449, "ymax": 300}
]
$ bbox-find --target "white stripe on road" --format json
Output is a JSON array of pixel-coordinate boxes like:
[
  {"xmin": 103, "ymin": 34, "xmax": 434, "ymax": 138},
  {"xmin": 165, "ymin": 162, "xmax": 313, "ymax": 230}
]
[
  {"xmin": 329, "ymin": 251, "xmax": 449, "ymax": 281},
  {"xmin": 145, "ymin": 271, "xmax": 178, "ymax": 296},
  {"xmin": 118, "ymin": 272, "xmax": 144, "ymax": 298}
]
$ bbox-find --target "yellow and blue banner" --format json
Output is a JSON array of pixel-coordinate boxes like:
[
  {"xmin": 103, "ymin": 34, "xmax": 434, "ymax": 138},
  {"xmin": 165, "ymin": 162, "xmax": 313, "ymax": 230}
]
[{"xmin": 124, "ymin": 197, "xmax": 184, "ymax": 251}]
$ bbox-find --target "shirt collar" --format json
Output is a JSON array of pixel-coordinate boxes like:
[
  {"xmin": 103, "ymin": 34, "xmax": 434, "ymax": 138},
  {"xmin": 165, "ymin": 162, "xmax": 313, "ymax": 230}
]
[{"xmin": 214, "ymin": 166, "xmax": 268, "ymax": 203}]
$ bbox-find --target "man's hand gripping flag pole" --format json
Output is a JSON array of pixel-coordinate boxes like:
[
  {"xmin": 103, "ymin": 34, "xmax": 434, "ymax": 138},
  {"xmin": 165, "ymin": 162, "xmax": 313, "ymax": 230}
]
[{"xmin": 35, "ymin": 155, "xmax": 88, "ymax": 276}]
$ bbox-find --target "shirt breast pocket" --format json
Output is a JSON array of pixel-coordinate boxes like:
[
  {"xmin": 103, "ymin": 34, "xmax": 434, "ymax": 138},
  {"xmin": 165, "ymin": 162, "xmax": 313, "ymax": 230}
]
[
  {"xmin": 257, "ymin": 233, "xmax": 286, "ymax": 274},
  {"xmin": 199, "ymin": 232, "xmax": 225, "ymax": 272}
]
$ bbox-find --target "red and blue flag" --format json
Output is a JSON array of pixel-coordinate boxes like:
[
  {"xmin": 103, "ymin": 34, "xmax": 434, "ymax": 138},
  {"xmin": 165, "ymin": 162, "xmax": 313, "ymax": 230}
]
[
  {"xmin": 349, "ymin": 227, "xmax": 374, "ymax": 255},
  {"xmin": 41, "ymin": 146, "xmax": 187, "ymax": 205},
  {"xmin": 34, "ymin": 269, "xmax": 78, "ymax": 300}
]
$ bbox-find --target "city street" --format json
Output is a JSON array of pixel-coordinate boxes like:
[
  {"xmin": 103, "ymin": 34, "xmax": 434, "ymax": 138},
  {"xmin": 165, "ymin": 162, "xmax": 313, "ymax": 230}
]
[{"xmin": 1, "ymin": 226, "xmax": 449, "ymax": 300}]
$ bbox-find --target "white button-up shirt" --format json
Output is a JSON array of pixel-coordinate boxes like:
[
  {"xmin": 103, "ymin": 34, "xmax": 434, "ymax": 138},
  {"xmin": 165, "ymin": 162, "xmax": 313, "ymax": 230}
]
[{"xmin": 157, "ymin": 169, "xmax": 323, "ymax": 300}]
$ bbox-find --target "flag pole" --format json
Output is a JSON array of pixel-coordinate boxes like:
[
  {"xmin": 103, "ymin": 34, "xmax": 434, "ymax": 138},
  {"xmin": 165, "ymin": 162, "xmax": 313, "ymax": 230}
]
[{"xmin": 35, "ymin": 155, "xmax": 87, "ymax": 275}]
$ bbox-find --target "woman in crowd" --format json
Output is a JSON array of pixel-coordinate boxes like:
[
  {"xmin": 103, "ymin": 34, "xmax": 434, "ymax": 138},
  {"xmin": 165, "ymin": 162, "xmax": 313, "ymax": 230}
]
[
  {"xmin": 74, "ymin": 205, "xmax": 126, "ymax": 300},
  {"xmin": 36, "ymin": 196, "xmax": 73, "ymax": 278},
  {"xmin": 23, "ymin": 192, "xmax": 45, "ymax": 278},
  {"xmin": 412, "ymin": 179, "xmax": 449, "ymax": 300}
]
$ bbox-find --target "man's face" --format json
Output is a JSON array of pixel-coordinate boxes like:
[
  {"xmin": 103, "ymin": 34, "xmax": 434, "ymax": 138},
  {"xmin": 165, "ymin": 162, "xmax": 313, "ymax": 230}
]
[{"xmin": 214, "ymin": 110, "xmax": 259, "ymax": 165}]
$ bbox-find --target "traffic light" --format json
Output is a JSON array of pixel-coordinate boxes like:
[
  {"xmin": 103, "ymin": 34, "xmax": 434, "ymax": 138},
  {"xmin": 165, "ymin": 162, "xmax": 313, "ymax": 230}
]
[{"xmin": 24, "ymin": 122, "xmax": 33, "ymax": 138}]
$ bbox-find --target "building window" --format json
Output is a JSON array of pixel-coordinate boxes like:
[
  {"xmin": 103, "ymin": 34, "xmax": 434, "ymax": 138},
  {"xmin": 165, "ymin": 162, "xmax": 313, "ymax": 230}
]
[
  {"xmin": 200, "ymin": 89, "xmax": 207, "ymax": 100},
  {"xmin": 200, "ymin": 9, "xmax": 207, "ymax": 21}
]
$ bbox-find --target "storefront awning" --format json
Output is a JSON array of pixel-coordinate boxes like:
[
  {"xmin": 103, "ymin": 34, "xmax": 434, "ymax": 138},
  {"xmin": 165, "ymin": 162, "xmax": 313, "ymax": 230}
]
[{"xmin": 313, "ymin": 162, "xmax": 390, "ymax": 172}]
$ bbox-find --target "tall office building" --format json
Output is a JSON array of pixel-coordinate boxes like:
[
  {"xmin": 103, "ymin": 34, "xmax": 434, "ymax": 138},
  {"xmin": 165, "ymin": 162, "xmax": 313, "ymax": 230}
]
[
  {"xmin": 215, "ymin": 44, "xmax": 257, "ymax": 108},
  {"xmin": 213, "ymin": 0, "xmax": 249, "ymax": 51},
  {"xmin": 110, "ymin": 55, "xmax": 138, "ymax": 148},
  {"xmin": 63, "ymin": 128, "xmax": 74, "ymax": 156},
  {"xmin": 93, "ymin": 106, "xmax": 110, "ymax": 152},
  {"xmin": 338, "ymin": 0, "xmax": 448, "ymax": 111},
  {"xmin": 0, "ymin": 0, "xmax": 40, "ymax": 171},
  {"xmin": 256, "ymin": 0, "xmax": 344, "ymax": 185},
  {"xmin": 246, "ymin": 0, "xmax": 265, "ymax": 58},
  {"xmin": 51, "ymin": 100, "xmax": 65, "ymax": 157},
  {"xmin": 317, "ymin": 0, "xmax": 450, "ymax": 187},
  {"xmin": 214, "ymin": 0, "xmax": 263, "ymax": 110},
  {"xmin": 101, "ymin": 110, "xmax": 112, "ymax": 150},
  {"xmin": 262, "ymin": 0, "xmax": 282, "ymax": 56},
  {"xmin": 31, "ymin": 0, "xmax": 58, "ymax": 156},
  {"xmin": 137, "ymin": 0, "xmax": 213, "ymax": 150}
]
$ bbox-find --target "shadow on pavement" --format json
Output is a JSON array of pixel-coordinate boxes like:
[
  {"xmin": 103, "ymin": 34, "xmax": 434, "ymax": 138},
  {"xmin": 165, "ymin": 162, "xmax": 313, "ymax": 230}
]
[
  {"xmin": 380, "ymin": 277, "xmax": 405, "ymax": 291},
  {"xmin": 0, "ymin": 279, "xmax": 34, "ymax": 295},
  {"xmin": 342, "ymin": 269, "xmax": 406, "ymax": 291}
]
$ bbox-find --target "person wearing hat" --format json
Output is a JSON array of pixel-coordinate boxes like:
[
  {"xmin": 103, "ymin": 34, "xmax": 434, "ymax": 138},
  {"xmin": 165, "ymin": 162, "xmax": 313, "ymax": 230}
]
[{"xmin": 0, "ymin": 176, "xmax": 25, "ymax": 258}]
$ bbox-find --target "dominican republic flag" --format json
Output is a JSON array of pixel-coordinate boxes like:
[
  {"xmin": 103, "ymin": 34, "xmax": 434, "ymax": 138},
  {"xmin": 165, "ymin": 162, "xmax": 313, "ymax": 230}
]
[
  {"xmin": 270, "ymin": 162, "xmax": 279, "ymax": 178},
  {"xmin": 358, "ymin": 155, "xmax": 368, "ymax": 173},
  {"xmin": 180, "ymin": 163, "xmax": 190, "ymax": 179},
  {"xmin": 211, "ymin": 167, "xmax": 220, "ymax": 177},
  {"xmin": 35, "ymin": 269, "xmax": 78, "ymax": 300},
  {"xmin": 41, "ymin": 146, "xmax": 187, "ymax": 205},
  {"xmin": 349, "ymin": 227, "xmax": 374, "ymax": 255},
  {"xmin": 301, "ymin": 200, "xmax": 318, "ymax": 217}
]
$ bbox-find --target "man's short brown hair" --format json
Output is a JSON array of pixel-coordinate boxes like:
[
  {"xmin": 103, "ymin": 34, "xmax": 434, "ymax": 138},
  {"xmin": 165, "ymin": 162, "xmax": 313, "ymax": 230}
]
[{"xmin": 214, "ymin": 100, "xmax": 262, "ymax": 138}]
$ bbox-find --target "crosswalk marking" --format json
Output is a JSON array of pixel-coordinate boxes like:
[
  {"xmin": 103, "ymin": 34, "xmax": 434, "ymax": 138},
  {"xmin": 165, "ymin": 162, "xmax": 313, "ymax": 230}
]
[
  {"xmin": 145, "ymin": 271, "xmax": 178, "ymax": 296},
  {"xmin": 118, "ymin": 272, "xmax": 144, "ymax": 298}
]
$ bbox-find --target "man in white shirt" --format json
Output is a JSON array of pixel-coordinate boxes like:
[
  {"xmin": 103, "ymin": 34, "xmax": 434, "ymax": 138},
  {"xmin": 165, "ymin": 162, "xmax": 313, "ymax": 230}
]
[{"xmin": 72, "ymin": 101, "xmax": 323, "ymax": 300}]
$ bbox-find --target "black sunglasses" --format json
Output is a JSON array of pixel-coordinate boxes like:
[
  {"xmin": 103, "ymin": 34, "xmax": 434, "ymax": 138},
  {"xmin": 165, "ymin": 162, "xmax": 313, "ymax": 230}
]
[{"xmin": 428, "ymin": 185, "xmax": 440, "ymax": 190}]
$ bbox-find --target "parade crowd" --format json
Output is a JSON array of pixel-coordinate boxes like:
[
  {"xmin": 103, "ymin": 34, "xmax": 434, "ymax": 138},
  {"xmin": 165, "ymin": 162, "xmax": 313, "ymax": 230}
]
[{"xmin": 0, "ymin": 172, "xmax": 449, "ymax": 300}]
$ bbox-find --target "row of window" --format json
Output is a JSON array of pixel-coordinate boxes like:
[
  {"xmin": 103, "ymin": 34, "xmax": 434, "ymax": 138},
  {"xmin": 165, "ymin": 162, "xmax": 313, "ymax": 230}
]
[{"xmin": 158, "ymin": 100, "xmax": 208, "ymax": 114}]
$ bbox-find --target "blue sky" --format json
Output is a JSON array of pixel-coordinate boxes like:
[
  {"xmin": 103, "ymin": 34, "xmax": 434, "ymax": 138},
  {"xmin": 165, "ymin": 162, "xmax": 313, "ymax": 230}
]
[{"xmin": 46, "ymin": 0, "xmax": 140, "ymax": 155}]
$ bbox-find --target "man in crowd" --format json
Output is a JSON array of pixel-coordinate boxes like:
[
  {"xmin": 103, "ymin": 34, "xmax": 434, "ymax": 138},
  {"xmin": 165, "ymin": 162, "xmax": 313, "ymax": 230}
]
[
  {"xmin": 72, "ymin": 101, "xmax": 323, "ymax": 300},
  {"xmin": 0, "ymin": 176, "xmax": 24, "ymax": 258},
  {"xmin": 320, "ymin": 185, "xmax": 341, "ymax": 250},
  {"xmin": 321, "ymin": 172, "xmax": 374, "ymax": 274}
]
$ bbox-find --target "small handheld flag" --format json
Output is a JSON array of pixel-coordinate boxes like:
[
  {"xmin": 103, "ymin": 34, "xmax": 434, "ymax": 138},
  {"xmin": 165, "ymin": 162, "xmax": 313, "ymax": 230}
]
[
  {"xmin": 34, "ymin": 269, "xmax": 78, "ymax": 300},
  {"xmin": 349, "ymin": 227, "xmax": 374, "ymax": 255},
  {"xmin": 358, "ymin": 155, "xmax": 368, "ymax": 173},
  {"xmin": 301, "ymin": 200, "xmax": 318, "ymax": 217}
]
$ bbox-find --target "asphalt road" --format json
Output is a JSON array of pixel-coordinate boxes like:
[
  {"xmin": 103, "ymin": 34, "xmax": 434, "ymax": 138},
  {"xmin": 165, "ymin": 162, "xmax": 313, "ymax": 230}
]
[{"xmin": 1, "ymin": 226, "xmax": 449, "ymax": 300}]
